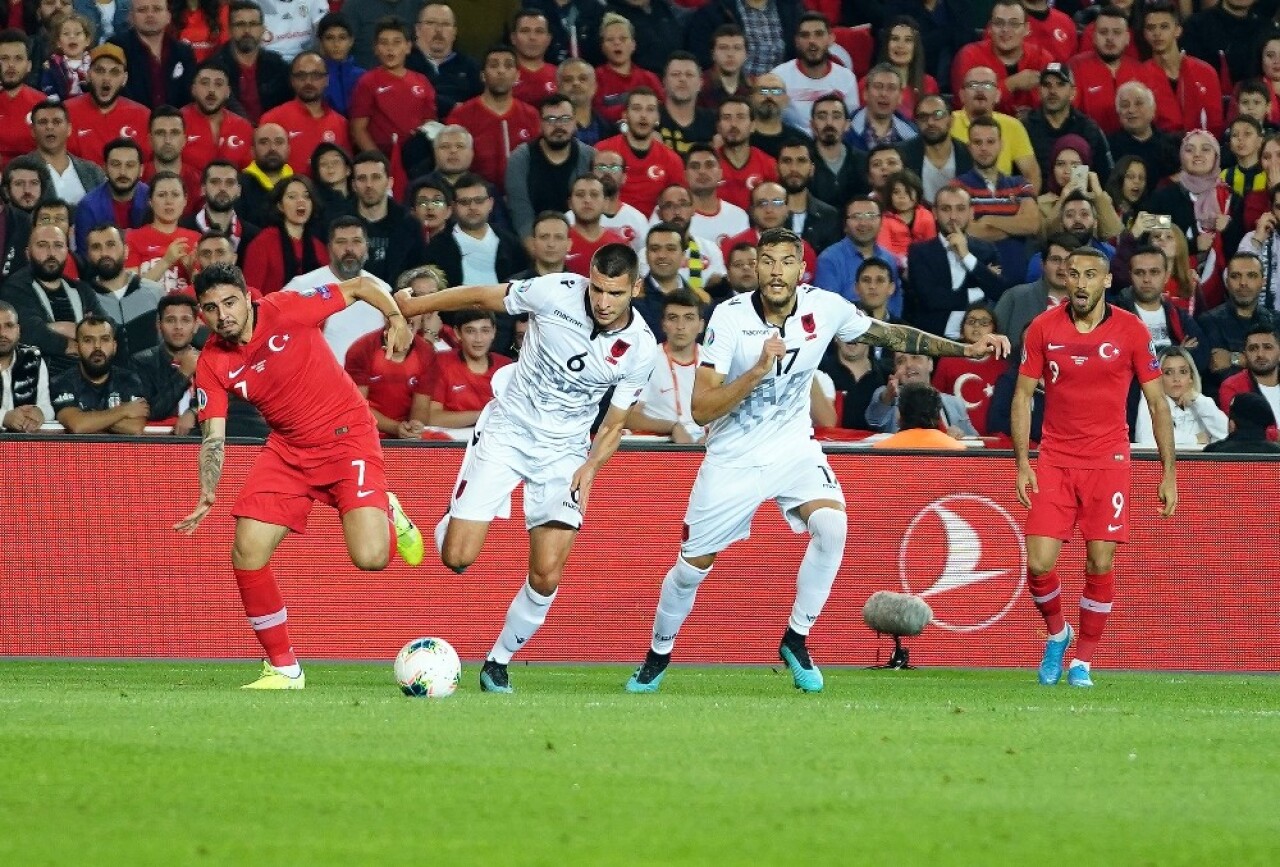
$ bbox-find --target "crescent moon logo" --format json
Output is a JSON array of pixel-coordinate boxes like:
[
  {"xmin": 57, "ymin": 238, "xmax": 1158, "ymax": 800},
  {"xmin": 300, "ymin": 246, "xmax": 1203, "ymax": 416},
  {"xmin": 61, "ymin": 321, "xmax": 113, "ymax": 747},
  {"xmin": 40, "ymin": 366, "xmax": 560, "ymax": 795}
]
[
  {"xmin": 412, "ymin": 85, "xmax": 425, "ymax": 97},
  {"xmin": 121, "ymin": 125, "xmax": 137, "ymax": 138},
  {"xmin": 269, "ymin": 334, "xmax": 290, "ymax": 352},
  {"xmin": 1099, "ymin": 342, "xmax": 1120, "ymax": 360},
  {"xmin": 226, "ymin": 135, "xmax": 244, "ymax": 149},
  {"xmin": 953, "ymin": 372, "xmax": 984, "ymax": 410},
  {"xmin": 1053, "ymin": 28, "xmax": 1067, "ymax": 42},
  {"xmin": 647, "ymin": 165, "xmax": 664, "ymax": 181},
  {"xmin": 323, "ymin": 130, "xmax": 336, "ymax": 142},
  {"xmin": 746, "ymin": 174, "xmax": 762, "ymax": 189}
]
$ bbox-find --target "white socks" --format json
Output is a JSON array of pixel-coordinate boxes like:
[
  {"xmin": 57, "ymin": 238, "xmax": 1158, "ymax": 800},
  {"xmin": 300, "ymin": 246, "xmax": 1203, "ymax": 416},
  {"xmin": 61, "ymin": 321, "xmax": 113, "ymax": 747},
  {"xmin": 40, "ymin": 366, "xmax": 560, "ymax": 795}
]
[
  {"xmin": 651, "ymin": 556, "xmax": 712, "ymax": 654},
  {"xmin": 789, "ymin": 508, "xmax": 847, "ymax": 636},
  {"xmin": 489, "ymin": 579, "xmax": 557, "ymax": 664}
]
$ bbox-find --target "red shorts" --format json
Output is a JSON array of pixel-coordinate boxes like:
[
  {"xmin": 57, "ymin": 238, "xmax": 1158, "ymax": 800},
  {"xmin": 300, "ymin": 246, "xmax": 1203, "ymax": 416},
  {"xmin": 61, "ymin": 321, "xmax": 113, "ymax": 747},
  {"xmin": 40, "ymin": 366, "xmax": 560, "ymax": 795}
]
[
  {"xmin": 1025, "ymin": 462, "xmax": 1132, "ymax": 543},
  {"xmin": 231, "ymin": 433, "xmax": 389, "ymax": 534}
]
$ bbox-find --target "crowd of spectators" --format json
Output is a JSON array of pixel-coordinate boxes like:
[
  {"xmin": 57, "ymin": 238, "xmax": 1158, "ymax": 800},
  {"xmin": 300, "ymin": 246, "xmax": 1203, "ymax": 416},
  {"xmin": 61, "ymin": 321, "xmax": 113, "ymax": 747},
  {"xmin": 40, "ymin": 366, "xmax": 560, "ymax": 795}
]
[{"xmin": 1, "ymin": 0, "xmax": 1279, "ymax": 448}]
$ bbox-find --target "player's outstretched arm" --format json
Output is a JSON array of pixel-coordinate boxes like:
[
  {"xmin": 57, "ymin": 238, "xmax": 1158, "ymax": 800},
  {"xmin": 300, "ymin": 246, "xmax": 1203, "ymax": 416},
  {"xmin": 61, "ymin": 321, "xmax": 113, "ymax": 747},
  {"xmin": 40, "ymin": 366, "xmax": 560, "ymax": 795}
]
[
  {"xmin": 395, "ymin": 283, "xmax": 510, "ymax": 318},
  {"xmin": 859, "ymin": 320, "xmax": 1011, "ymax": 359},
  {"xmin": 1011, "ymin": 374, "xmax": 1040, "ymax": 508},
  {"xmin": 338, "ymin": 276, "xmax": 412, "ymax": 357},
  {"xmin": 1139, "ymin": 377, "xmax": 1178, "ymax": 518},
  {"xmin": 569, "ymin": 403, "xmax": 631, "ymax": 511},
  {"xmin": 174, "ymin": 416, "xmax": 226, "ymax": 535}
]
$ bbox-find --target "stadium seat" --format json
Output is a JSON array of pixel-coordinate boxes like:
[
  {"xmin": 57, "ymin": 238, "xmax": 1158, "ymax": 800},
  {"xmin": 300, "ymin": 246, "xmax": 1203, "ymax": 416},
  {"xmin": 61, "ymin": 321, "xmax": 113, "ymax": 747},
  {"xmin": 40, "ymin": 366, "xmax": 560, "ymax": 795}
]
[{"xmin": 833, "ymin": 25, "xmax": 875, "ymax": 81}]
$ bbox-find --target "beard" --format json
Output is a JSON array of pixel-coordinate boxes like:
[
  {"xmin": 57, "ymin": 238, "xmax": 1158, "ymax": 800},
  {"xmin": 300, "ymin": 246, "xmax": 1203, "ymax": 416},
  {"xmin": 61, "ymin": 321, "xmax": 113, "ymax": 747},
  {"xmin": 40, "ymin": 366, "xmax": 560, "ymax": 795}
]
[
  {"xmin": 780, "ymin": 175, "xmax": 808, "ymax": 195},
  {"xmin": 82, "ymin": 352, "xmax": 112, "ymax": 378},
  {"xmin": 31, "ymin": 256, "xmax": 65, "ymax": 282},
  {"xmin": 921, "ymin": 126, "xmax": 950, "ymax": 146},
  {"xmin": 108, "ymin": 177, "xmax": 137, "ymax": 198},
  {"xmin": 331, "ymin": 255, "xmax": 365, "ymax": 280},
  {"xmin": 91, "ymin": 255, "xmax": 125, "ymax": 281}
]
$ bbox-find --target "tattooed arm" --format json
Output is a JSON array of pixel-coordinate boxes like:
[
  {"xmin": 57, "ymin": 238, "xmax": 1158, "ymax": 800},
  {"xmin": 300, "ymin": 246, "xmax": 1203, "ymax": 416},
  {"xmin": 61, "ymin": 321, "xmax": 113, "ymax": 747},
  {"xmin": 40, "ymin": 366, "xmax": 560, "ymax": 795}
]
[
  {"xmin": 174, "ymin": 416, "xmax": 227, "ymax": 534},
  {"xmin": 858, "ymin": 319, "xmax": 1011, "ymax": 359}
]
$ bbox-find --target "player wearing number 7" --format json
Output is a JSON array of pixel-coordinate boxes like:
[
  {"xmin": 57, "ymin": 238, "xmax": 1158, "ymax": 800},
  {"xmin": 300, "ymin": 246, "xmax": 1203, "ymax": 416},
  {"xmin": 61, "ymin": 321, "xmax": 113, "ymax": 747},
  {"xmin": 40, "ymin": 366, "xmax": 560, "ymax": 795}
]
[
  {"xmin": 174, "ymin": 264, "xmax": 426, "ymax": 690},
  {"xmin": 395, "ymin": 244, "xmax": 658, "ymax": 694},
  {"xmin": 625, "ymin": 227, "xmax": 1011, "ymax": 694},
  {"xmin": 1013, "ymin": 247, "xmax": 1177, "ymax": 689}
]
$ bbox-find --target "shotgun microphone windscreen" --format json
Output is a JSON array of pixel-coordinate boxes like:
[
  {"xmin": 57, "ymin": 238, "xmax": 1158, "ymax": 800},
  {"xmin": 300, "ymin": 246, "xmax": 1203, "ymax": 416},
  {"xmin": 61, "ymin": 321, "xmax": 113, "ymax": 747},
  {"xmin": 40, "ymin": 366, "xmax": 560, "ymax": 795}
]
[{"xmin": 862, "ymin": 591, "xmax": 932, "ymax": 637}]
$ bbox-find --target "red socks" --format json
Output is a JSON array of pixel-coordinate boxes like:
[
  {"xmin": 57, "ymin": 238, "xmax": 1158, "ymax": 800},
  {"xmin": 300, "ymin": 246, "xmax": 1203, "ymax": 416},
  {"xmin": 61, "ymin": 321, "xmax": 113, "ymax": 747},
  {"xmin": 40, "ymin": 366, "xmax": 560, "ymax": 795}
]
[
  {"xmin": 234, "ymin": 565, "xmax": 297, "ymax": 667},
  {"xmin": 1076, "ymin": 570, "xmax": 1115, "ymax": 663},
  {"xmin": 1027, "ymin": 568, "xmax": 1066, "ymax": 635}
]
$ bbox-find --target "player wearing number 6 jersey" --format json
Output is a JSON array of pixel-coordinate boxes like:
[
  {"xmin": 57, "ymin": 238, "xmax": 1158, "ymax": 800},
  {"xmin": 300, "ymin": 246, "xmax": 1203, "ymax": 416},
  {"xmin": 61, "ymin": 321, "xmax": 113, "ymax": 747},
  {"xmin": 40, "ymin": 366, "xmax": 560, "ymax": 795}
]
[
  {"xmin": 395, "ymin": 244, "xmax": 658, "ymax": 694},
  {"xmin": 175, "ymin": 264, "xmax": 426, "ymax": 690},
  {"xmin": 1014, "ymin": 247, "xmax": 1177, "ymax": 689},
  {"xmin": 626, "ymin": 228, "xmax": 1011, "ymax": 694}
]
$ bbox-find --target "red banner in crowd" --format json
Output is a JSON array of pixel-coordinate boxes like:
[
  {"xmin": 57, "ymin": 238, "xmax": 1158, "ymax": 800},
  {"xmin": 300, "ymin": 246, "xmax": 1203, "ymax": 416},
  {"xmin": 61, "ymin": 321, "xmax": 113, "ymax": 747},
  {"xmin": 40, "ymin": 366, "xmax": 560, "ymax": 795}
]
[{"xmin": 3, "ymin": 441, "xmax": 1276, "ymax": 672}]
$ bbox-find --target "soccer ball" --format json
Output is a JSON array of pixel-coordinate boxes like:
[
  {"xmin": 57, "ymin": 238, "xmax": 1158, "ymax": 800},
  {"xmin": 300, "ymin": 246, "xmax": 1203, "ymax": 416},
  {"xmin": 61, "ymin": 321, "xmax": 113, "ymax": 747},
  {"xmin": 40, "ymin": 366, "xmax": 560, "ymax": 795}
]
[{"xmin": 394, "ymin": 637, "xmax": 461, "ymax": 698}]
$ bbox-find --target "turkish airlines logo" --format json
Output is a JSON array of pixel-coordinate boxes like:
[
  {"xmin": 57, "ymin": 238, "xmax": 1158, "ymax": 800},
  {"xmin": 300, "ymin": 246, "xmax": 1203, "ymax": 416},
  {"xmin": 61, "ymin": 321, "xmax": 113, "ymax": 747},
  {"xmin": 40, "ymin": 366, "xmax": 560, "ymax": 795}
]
[{"xmin": 898, "ymin": 494, "xmax": 1025, "ymax": 633}]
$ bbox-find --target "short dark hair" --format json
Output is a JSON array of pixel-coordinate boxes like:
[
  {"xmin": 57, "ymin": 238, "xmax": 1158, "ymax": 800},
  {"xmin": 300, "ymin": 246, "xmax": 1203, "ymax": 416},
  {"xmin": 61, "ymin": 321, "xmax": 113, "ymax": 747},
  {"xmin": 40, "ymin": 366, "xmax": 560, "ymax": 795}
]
[
  {"xmin": 811, "ymin": 92, "xmax": 848, "ymax": 119},
  {"xmin": 455, "ymin": 308, "xmax": 498, "ymax": 328},
  {"xmin": 897, "ymin": 382, "xmax": 943, "ymax": 431},
  {"xmin": 844, "ymin": 194, "xmax": 880, "ymax": 218},
  {"xmin": 0, "ymin": 29, "xmax": 30, "ymax": 56},
  {"xmin": 798, "ymin": 10, "xmax": 831, "ymax": 30},
  {"xmin": 328, "ymin": 214, "xmax": 366, "ymax": 237},
  {"xmin": 483, "ymin": 44, "xmax": 518, "ymax": 66},
  {"xmin": 452, "ymin": 171, "xmax": 488, "ymax": 194},
  {"xmin": 718, "ymin": 95, "xmax": 751, "ymax": 118},
  {"xmin": 1235, "ymin": 78, "xmax": 1271, "ymax": 104},
  {"xmin": 1045, "ymin": 231, "xmax": 1081, "ymax": 255},
  {"xmin": 147, "ymin": 170, "xmax": 185, "ymax": 198},
  {"xmin": 664, "ymin": 50, "xmax": 699, "ymax": 73},
  {"xmin": 1128, "ymin": 243, "xmax": 1169, "ymax": 269},
  {"xmin": 532, "ymin": 210, "xmax": 569, "ymax": 232},
  {"xmin": 374, "ymin": 15, "xmax": 411, "ymax": 42},
  {"xmin": 197, "ymin": 229, "xmax": 233, "ymax": 246},
  {"xmin": 856, "ymin": 257, "xmax": 893, "ymax": 282},
  {"xmin": 758, "ymin": 226, "xmax": 804, "ymax": 255},
  {"xmin": 407, "ymin": 176, "xmax": 453, "ymax": 208},
  {"xmin": 1095, "ymin": 4, "xmax": 1131, "ymax": 25},
  {"xmin": 968, "ymin": 115, "xmax": 1001, "ymax": 137},
  {"xmin": 75, "ymin": 314, "xmax": 116, "ymax": 340},
  {"xmin": 3, "ymin": 154, "xmax": 47, "ymax": 199},
  {"xmin": 158, "ymin": 294, "xmax": 199, "ymax": 317},
  {"xmin": 683, "ymin": 142, "xmax": 717, "ymax": 164},
  {"xmin": 661, "ymin": 288, "xmax": 704, "ymax": 316},
  {"xmin": 1229, "ymin": 250, "xmax": 1264, "ymax": 270},
  {"xmin": 537, "ymin": 92, "xmax": 572, "ymax": 113},
  {"xmin": 591, "ymin": 243, "xmax": 640, "ymax": 282},
  {"xmin": 625, "ymin": 86, "xmax": 659, "ymax": 109},
  {"xmin": 711, "ymin": 23, "xmax": 743, "ymax": 43},
  {"xmin": 352, "ymin": 148, "xmax": 390, "ymax": 172},
  {"xmin": 228, "ymin": 1, "xmax": 263, "ymax": 22},
  {"xmin": 1061, "ymin": 190, "xmax": 1093, "ymax": 208},
  {"xmin": 1068, "ymin": 245, "xmax": 1110, "ymax": 271},
  {"xmin": 32, "ymin": 198, "xmax": 70, "ymax": 221},
  {"xmin": 646, "ymin": 221, "xmax": 684, "ymax": 244},
  {"xmin": 193, "ymin": 59, "xmax": 230, "ymax": 83},
  {"xmin": 85, "ymin": 222, "xmax": 123, "ymax": 244},
  {"xmin": 30, "ymin": 99, "xmax": 67, "ymax": 124},
  {"xmin": 201, "ymin": 159, "xmax": 239, "ymax": 184},
  {"xmin": 962, "ymin": 300, "xmax": 997, "ymax": 332},
  {"xmin": 1230, "ymin": 115, "xmax": 1264, "ymax": 137},
  {"xmin": 103, "ymin": 137, "xmax": 144, "ymax": 165},
  {"xmin": 316, "ymin": 12, "xmax": 352, "ymax": 39},
  {"xmin": 149, "ymin": 104, "xmax": 183, "ymax": 129},
  {"xmin": 1245, "ymin": 322, "xmax": 1279, "ymax": 343},
  {"xmin": 193, "ymin": 263, "xmax": 248, "ymax": 296}
]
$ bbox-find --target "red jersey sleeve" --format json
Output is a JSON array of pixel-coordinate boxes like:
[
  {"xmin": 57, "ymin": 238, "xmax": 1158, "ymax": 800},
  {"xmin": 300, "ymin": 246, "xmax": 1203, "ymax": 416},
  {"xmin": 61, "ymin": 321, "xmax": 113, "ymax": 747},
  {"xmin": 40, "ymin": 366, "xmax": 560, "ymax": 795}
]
[
  {"xmin": 1130, "ymin": 318, "xmax": 1162, "ymax": 386},
  {"xmin": 193, "ymin": 353, "xmax": 228, "ymax": 422},
  {"xmin": 268, "ymin": 283, "xmax": 348, "ymax": 327},
  {"xmin": 1019, "ymin": 316, "xmax": 1046, "ymax": 381}
]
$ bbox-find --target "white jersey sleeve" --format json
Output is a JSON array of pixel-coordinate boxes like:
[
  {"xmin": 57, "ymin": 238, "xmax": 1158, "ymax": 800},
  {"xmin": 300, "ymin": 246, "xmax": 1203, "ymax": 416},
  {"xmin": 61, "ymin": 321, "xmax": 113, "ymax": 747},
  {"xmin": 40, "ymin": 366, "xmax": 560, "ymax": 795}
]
[
  {"xmin": 700, "ymin": 302, "xmax": 744, "ymax": 376},
  {"xmin": 834, "ymin": 296, "xmax": 873, "ymax": 343},
  {"xmin": 505, "ymin": 273, "xmax": 587, "ymax": 318}
]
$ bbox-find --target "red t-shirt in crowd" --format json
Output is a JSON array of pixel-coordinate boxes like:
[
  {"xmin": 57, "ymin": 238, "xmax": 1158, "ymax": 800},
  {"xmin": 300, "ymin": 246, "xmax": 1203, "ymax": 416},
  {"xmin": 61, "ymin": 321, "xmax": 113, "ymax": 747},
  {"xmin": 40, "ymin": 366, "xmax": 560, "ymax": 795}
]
[
  {"xmin": 125, "ymin": 224, "xmax": 202, "ymax": 294},
  {"xmin": 593, "ymin": 64, "xmax": 665, "ymax": 124},
  {"xmin": 513, "ymin": 63, "xmax": 559, "ymax": 105},
  {"xmin": 446, "ymin": 96, "xmax": 540, "ymax": 192},
  {"xmin": 932, "ymin": 355, "xmax": 1005, "ymax": 436},
  {"xmin": 593, "ymin": 133, "xmax": 686, "ymax": 217},
  {"xmin": 0, "ymin": 85, "xmax": 43, "ymax": 164},
  {"xmin": 430, "ymin": 350, "xmax": 513, "ymax": 412},
  {"xmin": 716, "ymin": 145, "xmax": 780, "ymax": 211},
  {"xmin": 180, "ymin": 104, "xmax": 254, "ymax": 170},
  {"xmin": 350, "ymin": 66, "xmax": 438, "ymax": 155},
  {"xmin": 260, "ymin": 99, "xmax": 352, "ymax": 177},
  {"xmin": 66, "ymin": 94, "xmax": 153, "ymax": 163},
  {"xmin": 194, "ymin": 286, "xmax": 375, "ymax": 447},
  {"xmin": 238, "ymin": 62, "xmax": 262, "ymax": 123},
  {"xmin": 343, "ymin": 329, "xmax": 438, "ymax": 427},
  {"xmin": 1019, "ymin": 304, "xmax": 1160, "ymax": 468},
  {"xmin": 566, "ymin": 226, "xmax": 630, "ymax": 275}
]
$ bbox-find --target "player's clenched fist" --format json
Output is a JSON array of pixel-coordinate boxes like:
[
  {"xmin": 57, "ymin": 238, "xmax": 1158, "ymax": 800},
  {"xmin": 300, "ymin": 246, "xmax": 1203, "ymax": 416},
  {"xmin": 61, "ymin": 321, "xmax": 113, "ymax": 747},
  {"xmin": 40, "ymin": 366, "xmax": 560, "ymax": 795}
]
[
  {"xmin": 965, "ymin": 333, "xmax": 1012, "ymax": 360},
  {"xmin": 756, "ymin": 329, "xmax": 785, "ymax": 372}
]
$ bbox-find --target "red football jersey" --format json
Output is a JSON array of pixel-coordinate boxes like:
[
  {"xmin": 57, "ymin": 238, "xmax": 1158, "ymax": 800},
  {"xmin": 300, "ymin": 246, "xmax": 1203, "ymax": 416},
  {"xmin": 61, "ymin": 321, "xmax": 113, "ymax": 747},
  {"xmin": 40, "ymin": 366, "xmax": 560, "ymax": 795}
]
[
  {"xmin": 446, "ymin": 97, "xmax": 540, "ymax": 192},
  {"xmin": 179, "ymin": 104, "xmax": 254, "ymax": 170},
  {"xmin": 715, "ymin": 145, "xmax": 780, "ymax": 211},
  {"xmin": 343, "ymin": 329, "xmax": 438, "ymax": 425},
  {"xmin": 594, "ymin": 133, "xmax": 686, "ymax": 217},
  {"xmin": 0, "ymin": 85, "xmax": 43, "ymax": 164},
  {"xmin": 349, "ymin": 67, "xmax": 438, "ymax": 155},
  {"xmin": 566, "ymin": 226, "xmax": 630, "ymax": 276},
  {"xmin": 1019, "ymin": 304, "xmax": 1160, "ymax": 468},
  {"xmin": 65, "ymin": 95, "xmax": 153, "ymax": 164},
  {"xmin": 932, "ymin": 355, "xmax": 1005, "ymax": 436},
  {"xmin": 194, "ymin": 286, "xmax": 375, "ymax": 447},
  {"xmin": 513, "ymin": 63, "xmax": 559, "ymax": 105},
  {"xmin": 260, "ymin": 99, "xmax": 352, "ymax": 176},
  {"xmin": 430, "ymin": 350, "xmax": 513, "ymax": 412},
  {"xmin": 593, "ymin": 64, "xmax": 665, "ymax": 124},
  {"xmin": 126, "ymin": 225, "xmax": 201, "ymax": 293}
]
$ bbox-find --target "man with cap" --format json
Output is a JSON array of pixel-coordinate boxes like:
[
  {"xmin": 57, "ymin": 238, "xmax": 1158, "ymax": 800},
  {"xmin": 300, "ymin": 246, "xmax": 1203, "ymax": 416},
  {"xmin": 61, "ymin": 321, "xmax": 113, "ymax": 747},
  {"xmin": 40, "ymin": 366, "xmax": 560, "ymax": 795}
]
[
  {"xmin": 65, "ymin": 44, "xmax": 153, "ymax": 167},
  {"xmin": 950, "ymin": 0, "xmax": 1055, "ymax": 118},
  {"xmin": 1023, "ymin": 62, "xmax": 1114, "ymax": 185},
  {"xmin": 1202, "ymin": 393, "xmax": 1280, "ymax": 454}
]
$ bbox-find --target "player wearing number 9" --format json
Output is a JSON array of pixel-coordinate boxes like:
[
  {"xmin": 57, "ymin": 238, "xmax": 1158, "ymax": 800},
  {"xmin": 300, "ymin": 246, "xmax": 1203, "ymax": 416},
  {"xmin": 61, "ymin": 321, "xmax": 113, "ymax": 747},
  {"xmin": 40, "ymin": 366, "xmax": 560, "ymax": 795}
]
[
  {"xmin": 174, "ymin": 264, "xmax": 424, "ymax": 690},
  {"xmin": 1013, "ymin": 246, "xmax": 1177, "ymax": 689}
]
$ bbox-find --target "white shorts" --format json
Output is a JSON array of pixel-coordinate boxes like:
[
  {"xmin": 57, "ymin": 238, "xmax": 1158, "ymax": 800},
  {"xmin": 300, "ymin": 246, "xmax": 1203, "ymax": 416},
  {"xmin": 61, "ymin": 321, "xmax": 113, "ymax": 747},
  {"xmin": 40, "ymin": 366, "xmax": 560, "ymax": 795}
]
[
  {"xmin": 681, "ymin": 440, "xmax": 845, "ymax": 559},
  {"xmin": 448, "ymin": 421, "xmax": 587, "ymax": 531}
]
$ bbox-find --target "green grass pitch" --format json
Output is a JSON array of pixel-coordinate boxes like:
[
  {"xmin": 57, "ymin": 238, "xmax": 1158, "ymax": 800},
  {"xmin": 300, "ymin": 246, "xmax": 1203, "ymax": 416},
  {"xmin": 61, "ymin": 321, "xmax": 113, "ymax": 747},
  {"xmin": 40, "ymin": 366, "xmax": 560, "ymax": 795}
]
[{"xmin": 1, "ymin": 662, "xmax": 1277, "ymax": 865}]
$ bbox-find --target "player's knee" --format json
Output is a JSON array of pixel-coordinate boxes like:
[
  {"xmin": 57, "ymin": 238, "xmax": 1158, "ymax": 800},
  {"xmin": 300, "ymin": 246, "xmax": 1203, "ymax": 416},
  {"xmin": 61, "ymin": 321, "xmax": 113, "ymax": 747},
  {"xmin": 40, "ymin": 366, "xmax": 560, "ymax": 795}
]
[
  {"xmin": 352, "ymin": 546, "xmax": 390, "ymax": 571},
  {"xmin": 1027, "ymin": 557, "xmax": 1056, "ymax": 577},
  {"xmin": 1085, "ymin": 554, "xmax": 1115, "ymax": 575},
  {"xmin": 231, "ymin": 541, "xmax": 269, "ymax": 571},
  {"xmin": 527, "ymin": 569, "xmax": 561, "ymax": 596},
  {"xmin": 806, "ymin": 507, "xmax": 847, "ymax": 552},
  {"xmin": 441, "ymin": 543, "xmax": 476, "ymax": 574}
]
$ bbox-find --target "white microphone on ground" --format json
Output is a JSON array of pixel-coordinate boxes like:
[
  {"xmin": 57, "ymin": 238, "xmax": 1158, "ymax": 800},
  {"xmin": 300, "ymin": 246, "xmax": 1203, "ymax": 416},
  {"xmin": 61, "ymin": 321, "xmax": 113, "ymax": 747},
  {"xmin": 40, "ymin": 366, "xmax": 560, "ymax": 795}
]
[{"xmin": 862, "ymin": 591, "xmax": 933, "ymax": 669}]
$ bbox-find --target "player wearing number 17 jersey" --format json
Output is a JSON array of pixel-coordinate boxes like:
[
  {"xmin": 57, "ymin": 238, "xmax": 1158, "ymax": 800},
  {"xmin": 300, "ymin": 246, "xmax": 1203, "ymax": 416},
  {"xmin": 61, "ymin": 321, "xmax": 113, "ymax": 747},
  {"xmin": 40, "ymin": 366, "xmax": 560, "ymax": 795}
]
[
  {"xmin": 1014, "ymin": 247, "xmax": 1177, "ymax": 689},
  {"xmin": 174, "ymin": 265, "xmax": 425, "ymax": 690},
  {"xmin": 396, "ymin": 244, "xmax": 658, "ymax": 694},
  {"xmin": 626, "ymin": 228, "xmax": 1011, "ymax": 694}
]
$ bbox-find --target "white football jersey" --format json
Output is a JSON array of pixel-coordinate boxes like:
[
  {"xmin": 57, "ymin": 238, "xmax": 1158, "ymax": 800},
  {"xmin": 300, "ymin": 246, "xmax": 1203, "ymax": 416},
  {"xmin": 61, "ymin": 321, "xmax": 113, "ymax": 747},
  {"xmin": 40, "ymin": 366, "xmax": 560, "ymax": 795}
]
[
  {"xmin": 701, "ymin": 285, "xmax": 870, "ymax": 465},
  {"xmin": 493, "ymin": 273, "xmax": 658, "ymax": 446}
]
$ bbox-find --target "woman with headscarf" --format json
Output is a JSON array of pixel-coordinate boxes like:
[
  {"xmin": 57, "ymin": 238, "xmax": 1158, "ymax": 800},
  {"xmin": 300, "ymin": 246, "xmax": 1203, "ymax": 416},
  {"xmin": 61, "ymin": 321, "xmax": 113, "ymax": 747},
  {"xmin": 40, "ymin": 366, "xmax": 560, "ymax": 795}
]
[
  {"xmin": 1035, "ymin": 134, "xmax": 1124, "ymax": 241},
  {"xmin": 1145, "ymin": 129, "xmax": 1234, "ymax": 309}
]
